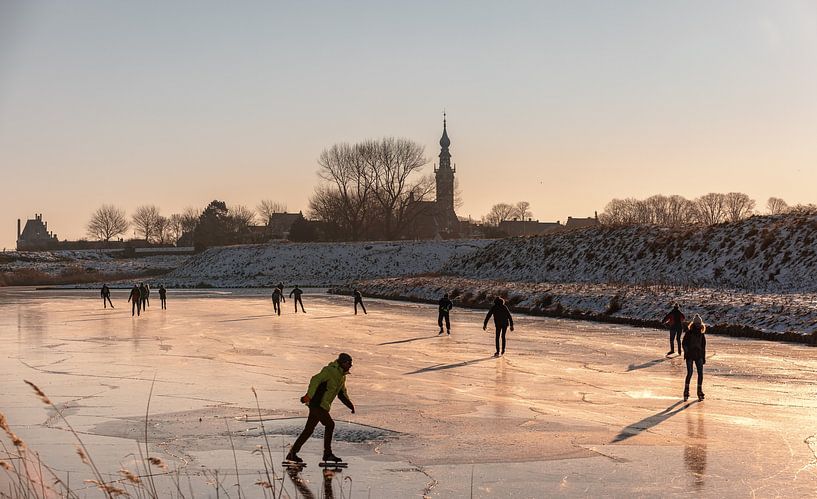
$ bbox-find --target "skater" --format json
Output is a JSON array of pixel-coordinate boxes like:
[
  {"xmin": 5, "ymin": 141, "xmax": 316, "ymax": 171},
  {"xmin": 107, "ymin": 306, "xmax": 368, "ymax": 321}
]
[
  {"xmin": 438, "ymin": 293, "xmax": 453, "ymax": 335},
  {"xmin": 271, "ymin": 287, "xmax": 282, "ymax": 315},
  {"xmin": 286, "ymin": 353, "xmax": 356, "ymax": 464},
  {"xmin": 483, "ymin": 297, "xmax": 514, "ymax": 356},
  {"xmin": 101, "ymin": 284, "xmax": 114, "ymax": 309},
  {"xmin": 661, "ymin": 303, "xmax": 686, "ymax": 356},
  {"xmin": 277, "ymin": 282, "xmax": 286, "ymax": 303},
  {"xmin": 353, "ymin": 289, "xmax": 367, "ymax": 315},
  {"xmin": 682, "ymin": 314, "xmax": 707, "ymax": 401},
  {"xmin": 158, "ymin": 285, "xmax": 167, "ymax": 310},
  {"xmin": 139, "ymin": 283, "xmax": 149, "ymax": 311},
  {"xmin": 290, "ymin": 285, "xmax": 306, "ymax": 313},
  {"xmin": 127, "ymin": 285, "xmax": 142, "ymax": 316}
]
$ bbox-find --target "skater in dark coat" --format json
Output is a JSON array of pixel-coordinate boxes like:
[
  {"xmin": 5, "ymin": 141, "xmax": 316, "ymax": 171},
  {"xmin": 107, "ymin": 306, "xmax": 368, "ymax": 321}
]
[
  {"xmin": 682, "ymin": 314, "xmax": 707, "ymax": 401},
  {"xmin": 662, "ymin": 303, "xmax": 686, "ymax": 356},
  {"xmin": 271, "ymin": 287, "xmax": 282, "ymax": 315},
  {"xmin": 484, "ymin": 297, "xmax": 514, "ymax": 356},
  {"xmin": 353, "ymin": 289, "xmax": 367, "ymax": 315},
  {"xmin": 138, "ymin": 283, "xmax": 149, "ymax": 311},
  {"xmin": 289, "ymin": 285, "xmax": 306, "ymax": 313},
  {"xmin": 286, "ymin": 353, "xmax": 355, "ymax": 464},
  {"xmin": 438, "ymin": 293, "xmax": 453, "ymax": 335},
  {"xmin": 127, "ymin": 285, "xmax": 142, "ymax": 316},
  {"xmin": 158, "ymin": 285, "xmax": 167, "ymax": 310},
  {"xmin": 101, "ymin": 284, "xmax": 114, "ymax": 309},
  {"xmin": 277, "ymin": 282, "xmax": 286, "ymax": 303}
]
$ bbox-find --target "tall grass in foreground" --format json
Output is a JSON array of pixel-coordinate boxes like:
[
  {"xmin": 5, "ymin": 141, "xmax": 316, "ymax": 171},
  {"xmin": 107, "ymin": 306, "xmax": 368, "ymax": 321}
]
[{"xmin": 0, "ymin": 381, "xmax": 354, "ymax": 498}]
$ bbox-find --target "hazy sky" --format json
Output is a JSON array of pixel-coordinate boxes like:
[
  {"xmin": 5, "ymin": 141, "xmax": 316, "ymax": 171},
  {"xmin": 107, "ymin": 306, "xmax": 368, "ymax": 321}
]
[{"xmin": 2, "ymin": 1, "xmax": 816, "ymax": 249}]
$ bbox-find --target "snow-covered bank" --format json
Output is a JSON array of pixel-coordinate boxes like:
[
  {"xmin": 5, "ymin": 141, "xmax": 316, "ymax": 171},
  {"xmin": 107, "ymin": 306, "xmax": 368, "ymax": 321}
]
[
  {"xmin": 444, "ymin": 213, "xmax": 817, "ymax": 292},
  {"xmin": 0, "ymin": 250, "xmax": 189, "ymax": 286},
  {"xmin": 336, "ymin": 277, "xmax": 817, "ymax": 345},
  {"xmin": 163, "ymin": 240, "xmax": 491, "ymax": 287}
]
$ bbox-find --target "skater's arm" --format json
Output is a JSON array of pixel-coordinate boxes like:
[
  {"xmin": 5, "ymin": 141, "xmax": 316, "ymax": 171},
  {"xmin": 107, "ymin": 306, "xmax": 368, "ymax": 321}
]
[
  {"xmin": 289, "ymin": 289, "xmax": 294, "ymax": 298},
  {"xmin": 507, "ymin": 308, "xmax": 514, "ymax": 330},
  {"xmin": 483, "ymin": 308, "xmax": 494, "ymax": 329},
  {"xmin": 338, "ymin": 390, "xmax": 355, "ymax": 413}
]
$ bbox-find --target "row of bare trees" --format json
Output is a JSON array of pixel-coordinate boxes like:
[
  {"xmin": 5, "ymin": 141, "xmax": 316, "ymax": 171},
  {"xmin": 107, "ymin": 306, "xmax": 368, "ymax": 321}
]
[
  {"xmin": 481, "ymin": 201, "xmax": 533, "ymax": 226},
  {"xmin": 86, "ymin": 199, "xmax": 288, "ymax": 244},
  {"xmin": 598, "ymin": 194, "xmax": 799, "ymax": 226},
  {"xmin": 308, "ymin": 137, "xmax": 436, "ymax": 240}
]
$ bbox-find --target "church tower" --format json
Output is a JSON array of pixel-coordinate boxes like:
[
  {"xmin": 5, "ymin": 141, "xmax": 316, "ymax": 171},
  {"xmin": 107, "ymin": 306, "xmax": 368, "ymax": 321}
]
[{"xmin": 434, "ymin": 114, "xmax": 458, "ymax": 234}]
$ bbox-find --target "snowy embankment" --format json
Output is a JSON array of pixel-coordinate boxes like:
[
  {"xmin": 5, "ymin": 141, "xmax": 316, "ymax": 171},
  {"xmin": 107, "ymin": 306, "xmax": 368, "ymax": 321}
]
[
  {"xmin": 163, "ymin": 240, "xmax": 491, "ymax": 287},
  {"xmin": 444, "ymin": 213, "xmax": 817, "ymax": 293},
  {"xmin": 0, "ymin": 250, "xmax": 188, "ymax": 286},
  {"xmin": 342, "ymin": 277, "xmax": 817, "ymax": 344}
]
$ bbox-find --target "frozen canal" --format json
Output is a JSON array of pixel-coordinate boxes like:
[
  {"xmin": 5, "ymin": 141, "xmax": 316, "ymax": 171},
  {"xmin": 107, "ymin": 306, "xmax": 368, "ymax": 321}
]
[{"xmin": 2, "ymin": 287, "xmax": 817, "ymax": 497}]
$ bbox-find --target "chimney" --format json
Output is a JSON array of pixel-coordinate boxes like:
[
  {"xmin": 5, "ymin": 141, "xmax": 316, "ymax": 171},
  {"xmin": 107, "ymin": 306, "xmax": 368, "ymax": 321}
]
[
  {"xmin": 45, "ymin": 221, "xmax": 48, "ymax": 231},
  {"xmin": 17, "ymin": 219, "xmax": 21, "ymax": 240}
]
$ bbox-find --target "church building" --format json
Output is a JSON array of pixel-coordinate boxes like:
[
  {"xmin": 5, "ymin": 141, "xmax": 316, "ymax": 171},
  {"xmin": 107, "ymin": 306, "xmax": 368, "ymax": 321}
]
[{"xmin": 406, "ymin": 116, "xmax": 461, "ymax": 239}]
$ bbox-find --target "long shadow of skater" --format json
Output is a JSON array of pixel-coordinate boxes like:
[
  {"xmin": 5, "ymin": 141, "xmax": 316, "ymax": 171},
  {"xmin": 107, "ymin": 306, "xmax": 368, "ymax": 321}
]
[
  {"xmin": 612, "ymin": 400, "xmax": 697, "ymax": 442},
  {"xmin": 405, "ymin": 356, "xmax": 496, "ymax": 375},
  {"xmin": 379, "ymin": 336, "xmax": 439, "ymax": 346},
  {"xmin": 626, "ymin": 358, "xmax": 668, "ymax": 372},
  {"xmin": 218, "ymin": 314, "xmax": 278, "ymax": 322},
  {"xmin": 684, "ymin": 408, "xmax": 707, "ymax": 488}
]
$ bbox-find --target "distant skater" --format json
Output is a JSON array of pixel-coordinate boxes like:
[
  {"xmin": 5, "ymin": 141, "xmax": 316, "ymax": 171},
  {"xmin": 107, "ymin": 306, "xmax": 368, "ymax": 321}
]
[
  {"xmin": 682, "ymin": 314, "xmax": 707, "ymax": 401},
  {"xmin": 101, "ymin": 284, "xmax": 114, "ymax": 309},
  {"xmin": 353, "ymin": 289, "xmax": 367, "ymax": 315},
  {"xmin": 139, "ymin": 283, "xmax": 149, "ymax": 311},
  {"xmin": 286, "ymin": 353, "xmax": 356, "ymax": 464},
  {"xmin": 128, "ymin": 285, "xmax": 142, "ymax": 316},
  {"xmin": 483, "ymin": 297, "xmax": 514, "ymax": 357},
  {"xmin": 290, "ymin": 285, "xmax": 306, "ymax": 313},
  {"xmin": 158, "ymin": 285, "xmax": 167, "ymax": 310},
  {"xmin": 438, "ymin": 293, "xmax": 453, "ymax": 335},
  {"xmin": 277, "ymin": 282, "xmax": 286, "ymax": 303},
  {"xmin": 662, "ymin": 303, "xmax": 686, "ymax": 356},
  {"xmin": 271, "ymin": 287, "xmax": 282, "ymax": 315}
]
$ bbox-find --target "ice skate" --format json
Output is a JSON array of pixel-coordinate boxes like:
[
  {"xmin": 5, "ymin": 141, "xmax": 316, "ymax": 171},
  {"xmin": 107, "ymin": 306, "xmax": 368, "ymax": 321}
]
[
  {"xmin": 283, "ymin": 451, "xmax": 305, "ymax": 468},
  {"xmin": 320, "ymin": 452, "xmax": 348, "ymax": 468}
]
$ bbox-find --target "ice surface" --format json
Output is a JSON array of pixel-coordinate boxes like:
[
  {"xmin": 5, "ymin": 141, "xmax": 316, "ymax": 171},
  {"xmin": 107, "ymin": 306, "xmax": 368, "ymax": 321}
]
[{"xmin": 1, "ymin": 288, "xmax": 816, "ymax": 497}]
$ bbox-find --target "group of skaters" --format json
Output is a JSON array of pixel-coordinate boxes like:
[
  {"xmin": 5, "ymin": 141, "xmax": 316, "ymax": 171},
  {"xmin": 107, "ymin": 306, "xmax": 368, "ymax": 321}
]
[
  {"xmin": 286, "ymin": 298, "xmax": 708, "ymax": 467},
  {"xmin": 100, "ymin": 283, "xmax": 167, "ymax": 316},
  {"xmin": 270, "ymin": 282, "xmax": 307, "ymax": 315},
  {"xmin": 662, "ymin": 303, "xmax": 707, "ymax": 401}
]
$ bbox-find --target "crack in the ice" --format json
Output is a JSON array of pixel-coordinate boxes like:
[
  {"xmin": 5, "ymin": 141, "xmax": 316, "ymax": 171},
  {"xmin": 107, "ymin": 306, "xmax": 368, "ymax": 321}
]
[
  {"xmin": 18, "ymin": 359, "xmax": 192, "ymax": 385},
  {"xmin": 407, "ymin": 459, "xmax": 438, "ymax": 498}
]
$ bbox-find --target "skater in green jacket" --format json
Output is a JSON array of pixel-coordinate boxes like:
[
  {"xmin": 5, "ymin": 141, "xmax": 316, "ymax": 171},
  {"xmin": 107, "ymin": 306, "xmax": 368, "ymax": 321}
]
[{"xmin": 286, "ymin": 353, "xmax": 356, "ymax": 464}]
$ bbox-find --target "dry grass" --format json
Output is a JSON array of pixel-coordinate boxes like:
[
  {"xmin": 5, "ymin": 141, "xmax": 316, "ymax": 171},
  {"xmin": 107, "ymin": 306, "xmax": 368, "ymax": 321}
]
[
  {"xmin": 0, "ymin": 268, "xmax": 173, "ymax": 287},
  {"xmin": 1, "ymin": 382, "xmax": 353, "ymax": 498}
]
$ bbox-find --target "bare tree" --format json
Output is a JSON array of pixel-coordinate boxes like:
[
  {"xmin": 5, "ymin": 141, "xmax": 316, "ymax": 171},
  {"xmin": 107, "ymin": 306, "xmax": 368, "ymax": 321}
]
[
  {"xmin": 511, "ymin": 201, "xmax": 532, "ymax": 221},
  {"xmin": 132, "ymin": 205, "xmax": 161, "ymax": 242},
  {"xmin": 314, "ymin": 142, "xmax": 374, "ymax": 240},
  {"xmin": 766, "ymin": 197, "xmax": 788, "ymax": 215},
  {"xmin": 362, "ymin": 137, "xmax": 429, "ymax": 239},
  {"xmin": 153, "ymin": 216, "xmax": 171, "ymax": 245},
  {"xmin": 723, "ymin": 192, "xmax": 755, "ymax": 222},
  {"xmin": 257, "ymin": 200, "xmax": 288, "ymax": 224},
  {"xmin": 666, "ymin": 195, "xmax": 696, "ymax": 226},
  {"xmin": 229, "ymin": 205, "xmax": 257, "ymax": 229},
  {"xmin": 694, "ymin": 193, "xmax": 726, "ymax": 225},
  {"xmin": 87, "ymin": 204, "xmax": 129, "ymax": 241},
  {"xmin": 483, "ymin": 203, "xmax": 516, "ymax": 226}
]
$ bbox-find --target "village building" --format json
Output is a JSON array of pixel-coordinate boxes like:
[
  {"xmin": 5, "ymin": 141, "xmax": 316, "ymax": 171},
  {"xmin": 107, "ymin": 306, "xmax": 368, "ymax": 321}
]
[
  {"xmin": 565, "ymin": 213, "xmax": 600, "ymax": 230},
  {"xmin": 16, "ymin": 214, "xmax": 60, "ymax": 251}
]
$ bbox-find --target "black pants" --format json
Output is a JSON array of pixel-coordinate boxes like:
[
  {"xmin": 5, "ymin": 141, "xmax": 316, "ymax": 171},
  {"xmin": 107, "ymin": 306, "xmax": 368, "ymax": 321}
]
[
  {"xmin": 685, "ymin": 358, "xmax": 704, "ymax": 392},
  {"xmin": 131, "ymin": 301, "xmax": 141, "ymax": 316},
  {"xmin": 438, "ymin": 311, "xmax": 450, "ymax": 331},
  {"xmin": 354, "ymin": 299, "xmax": 366, "ymax": 314},
  {"xmin": 103, "ymin": 296, "xmax": 113, "ymax": 308},
  {"xmin": 294, "ymin": 297, "xmax": 305, "ymax": 313},
  {"xmin": 669, "ymin": 327, "xmax": 682, "ymax": 352},
  {"xmin": 291, "ymin": 406, "xmax": 334, "ymax": 454},
  {"xmin": 160, "ymin": 297, "xmax": 166, "ymax": 310},
  {"xmin": 272, "ymin": 299, "xmax": 280, "ymax": 315},
  {"xmin": 495, "ymin": 325, "xmax": 508, "ymax": 354}
]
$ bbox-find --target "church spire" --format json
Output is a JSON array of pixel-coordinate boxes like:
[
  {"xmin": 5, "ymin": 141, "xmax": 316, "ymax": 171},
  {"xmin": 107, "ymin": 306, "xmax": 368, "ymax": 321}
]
[{"xmin": 439, "ymin": 111, "xmax": 451, "ymax": 150}]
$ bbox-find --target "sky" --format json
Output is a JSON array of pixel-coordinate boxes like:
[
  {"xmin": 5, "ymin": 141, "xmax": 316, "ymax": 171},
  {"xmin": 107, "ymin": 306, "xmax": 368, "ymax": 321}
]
[{"xmin": 1, "ymin": 1, "xmax": 816, "ymax": 249}]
